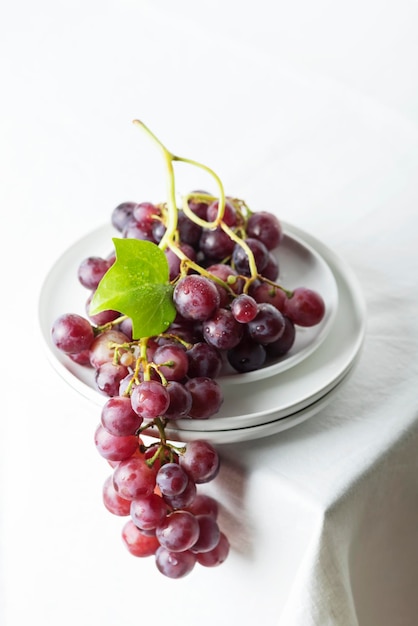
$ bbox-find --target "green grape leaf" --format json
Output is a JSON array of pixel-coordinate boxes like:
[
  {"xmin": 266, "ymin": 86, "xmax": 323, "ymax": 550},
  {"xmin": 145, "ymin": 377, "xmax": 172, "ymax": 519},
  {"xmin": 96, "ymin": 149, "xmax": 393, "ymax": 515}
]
[{"xmin": 89, "ymin": 238, "xmax": 176, "ymax": 339}]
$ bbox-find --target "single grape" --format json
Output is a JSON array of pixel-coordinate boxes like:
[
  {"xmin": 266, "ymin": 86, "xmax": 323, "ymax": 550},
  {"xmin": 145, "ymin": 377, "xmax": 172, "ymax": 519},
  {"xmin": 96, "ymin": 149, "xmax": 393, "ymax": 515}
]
[
  {"xmin": 231, "ymin": 294, "xmax": 258, "ymax": 323},
  {"xmin": 111, "ymin": 202, "xmax": 136, "ymax": 232},
  {"xmin": 261, "ymin": 251, "xmax": 280, "ymax": 281},
  {"xmin": 121, "ymin": 520, "xmax": 160, "ymax": 557},
  {"xmin": 113, "ymin": 456, "xmax": 157, "ymax": 500},
  {"xmin": 232, "ymin": 238, "xmax": 269, "ymax": 276},
  {"xmin": 156, "ymin": 463, "xmax": 189, "ymax": 497},
  {"xmin": 173, "ymin": 274, "xmax": 220, "ymax": 321},
  {"xmin": 247, "ymin": 303, "xmax": 286, "ymax": 344},
  {"xmin": 179, "ymin": 440, "xmax": 220, "ymax": 484},
  {"xmin": 246, "ymin": 210, "xmax": 283, "ymax": 250},
  {"xmin": 283, "ymin": 287, "xmax": 326, "ymax": 327},
  {"xmin": 155, "ymin": 546, "xmax": 196, "ymax": 578},
  {"xmin": 265, "ymin": 315, "xmax": 296, "ymax": 358},
  {"xmin": 119, "ymin": 317, "xmax": 133, "ymax": 340},
  {"xmin": 130, "ymin": 380, "xmax": 170, "ymax": 420},
  {"xmin": 184, "ymin": 377, "xmax": 223, "ymax": 419},
  {"xmin": 95, "ymin": 362, "xmax": 130, "ymax": 397},
  {"xmin": 190, "ymin": 514, "xmax": 221, "ymax": 553},
  {"xmin": 186, "ymin": 342, "xmax": 223, "ymax": 379},
  {"xmin": 93, "ymin": 424, "xmax": 138, "ymax": 462},
  {"xmin": 51, "ymin": 313, "xmax": 94, "ymax": 354},
  {"xmin": 203, "ymin": 308, "xmax": 244, "ymax": 350},
  {"xmin": 186, "ymin": 493, "xmax": 219, "ymax": 519},
  {"xmin": 199, "ymin": 227, "xmax": 235, "ymax": 261},
  {"xmin": 152, "ymin": 344, "xmax": 189, "ymax": 381},
  {"xmin": 206, "ymin": 199, "xmax": 237, "ymax": 226},
  {"xmin": 101, "ymin": 396, "xmax": 143, "ymax": 436},
  {"xmin": 163, "ymin": 381, "xmax": 193, "ymax": 420},
  {"xmin": 102, "ymin": 475, "xmax": 131, "ymax": 516},
  {"xmin": 130, "ymin": 493, "xmax": 168, "ymax": 530},
  {"xmin": 177, "ymin": 210, "xmax": 202, "ymax": 247},
  {"xmin": 196, "ymin": 532, "xmax": 230, "ymax": 567},
  {"xmin": 156, "ymin": 510, "xmax": 200, "ymax": 552},
  {"xmin": 77, "ymin": 256, "xmax": 110, "ymax": 290},
  {"xmin": 227, "ymin": 335, "xmax": 266, "ymax": 373},
  {"xmin": 132, "ymin": 202, "xmax": 161, "ymax": 238}
]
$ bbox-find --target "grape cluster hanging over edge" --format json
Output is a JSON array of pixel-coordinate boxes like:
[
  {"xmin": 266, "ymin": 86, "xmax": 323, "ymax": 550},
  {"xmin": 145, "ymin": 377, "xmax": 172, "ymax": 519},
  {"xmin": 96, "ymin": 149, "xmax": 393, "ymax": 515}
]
[{"xmin": 50, "ymin": 121, "xmax": 326, "ymax": 578}]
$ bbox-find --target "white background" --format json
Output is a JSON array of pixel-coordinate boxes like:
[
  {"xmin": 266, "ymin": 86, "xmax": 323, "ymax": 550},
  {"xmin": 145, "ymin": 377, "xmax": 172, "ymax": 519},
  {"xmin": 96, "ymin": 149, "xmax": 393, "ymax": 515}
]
[{"xmin": 1, "ymin": 1, "xmax": 418, "ymax": 625}]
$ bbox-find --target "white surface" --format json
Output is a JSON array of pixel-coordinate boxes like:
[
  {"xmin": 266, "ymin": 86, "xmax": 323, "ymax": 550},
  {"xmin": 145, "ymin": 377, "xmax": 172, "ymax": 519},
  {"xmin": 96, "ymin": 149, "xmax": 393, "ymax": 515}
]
[{"xmin": 2, "ymin": 1, "xmax": 418, "ymax": 625}]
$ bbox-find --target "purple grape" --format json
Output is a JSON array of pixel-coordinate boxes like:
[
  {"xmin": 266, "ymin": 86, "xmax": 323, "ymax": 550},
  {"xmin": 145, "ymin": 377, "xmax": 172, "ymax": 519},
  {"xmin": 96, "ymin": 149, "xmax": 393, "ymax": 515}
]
[
  {"xmin": 231, "ymin": 293, "xmax": 258, "ymax": 323},
  {"xmin": 111, "ymin": 202, "xmax": 136, "ymax": 232},
  {"xmin": 203, "ymin": 308, "xmax": 244, "ymax": 350},
  {"xmin": 156, "ymin": 463, "xmax": 189, "ymax": 497},
  {"xmin": 51, "ymin": 313, "xmax": 94, "ymax": 354},
  {"xmin": 179, "ymin": 440, "xmax": 220, "ymax": 484},
  {"xmin": 112, "ymin": 456, "xmax": 157, "ymax": 500},
  {"xmin": 232, "ymin": 237, "xmax": 269, "ymax": 276},
  {"xmin": 163, "ymin": 476, "xmax": 197, "ymax": 509},
  {"xmin": 130, "ymin": 380, "xmax": 170, "ymax": 420},
  {"xmin": 199, "ymin": 227, "xmax": 235, "ymax": 261},
  {"xmin": 163, "ymin": 381, "xmax": 193, "ymax": 419},
  {"xmin": 227, "ymin": 335, "xmax": 266, "ymax": 373},
  {"xmin": 196, "ymin": 532, "xmax": 230, "ymax": 567},
  {"xmin": 184, "ymin": 377, "xmax": 223, "ymax": 419},
  {"xmin": 283, "ymin": 287, "xmax": 326, "ymax": 327},
  {"xmin": 95, "ymin": 362, "xmax": 130, "ymax": 397},
  {"xmin": 173, "ymin": 274, "xmax": 220, "ymax": 321},
  {"xmin": 262, "ymin": 251, "xmax": 279, "ymax": 281},
  {"xmin": 101, "ymin": 395, "xmax": 143, "ymax": 436},
  {"xmin": 156, "ymin": 510, "xmax": 200, "ymax": 552},
  {"xmin": 186, "ymin": 342, "xmax": 223, "ymax": 379},
  {"xmin": 77, "ymin": 256, "xmax": 110, "ymax": 290},
  {"xmin": 265, "ymin": 315, "xmax": 296, "ymax": 358},
  {"xmin": 206, "ymin": 199, "xmax": 237, "ymax": 226},
  {"xmin": 155, "ymin": 546, "xmax": 196, "ymax": 578},
  {"xmin": 190, "ymin": 514, "xmax": 221, "ymax": 553},
  {"xmin": 130, "ymin": 493, "xmax": 168, "ymax": 530},
  {"xmin": 152, "ymin": 344, "xmax": 189, "ymax": 381},
  {"xmin": 93, "ymin": 424, "xmax": 138, "ymax": 462},
  {"xmin": 246, "ymin": 210, "xmax": 283, "ymax": 250},
  {"xmin": 102, "ymin": 475, "xmax": 131, "ymax": 516},
  {"xmin": 122, "ymin": 520, "xmax": 160, "ymax": 557},
  {"xmin": 247, "ymin": 303, "xmax": 286, "ymax": 344}
]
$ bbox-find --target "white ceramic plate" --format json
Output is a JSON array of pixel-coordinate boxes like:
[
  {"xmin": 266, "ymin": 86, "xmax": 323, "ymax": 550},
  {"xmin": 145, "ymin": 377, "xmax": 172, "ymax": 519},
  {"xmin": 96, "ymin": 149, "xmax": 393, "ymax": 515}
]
[
  {"xmin": 38, "ymin": 221, "xmax": 337, "ymax": 393},
  {"xmin": 38, "ymin": 222, "xmax": 365, "ymax": 441}
]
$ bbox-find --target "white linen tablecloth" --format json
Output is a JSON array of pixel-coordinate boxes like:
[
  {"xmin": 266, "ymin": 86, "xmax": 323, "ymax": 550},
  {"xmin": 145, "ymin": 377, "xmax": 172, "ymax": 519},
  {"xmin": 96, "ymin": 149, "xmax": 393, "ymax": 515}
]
[{"xmin": 1, "ymin": 2, "xmax": 418, "ymax": 625}]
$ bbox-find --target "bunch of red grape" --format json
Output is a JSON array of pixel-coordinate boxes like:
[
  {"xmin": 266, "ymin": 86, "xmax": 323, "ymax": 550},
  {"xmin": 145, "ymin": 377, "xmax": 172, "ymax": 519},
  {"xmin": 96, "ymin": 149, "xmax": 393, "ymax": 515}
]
[{"xmin": 51, "ymin": 191, "xmax": 325, "ymax": 578}]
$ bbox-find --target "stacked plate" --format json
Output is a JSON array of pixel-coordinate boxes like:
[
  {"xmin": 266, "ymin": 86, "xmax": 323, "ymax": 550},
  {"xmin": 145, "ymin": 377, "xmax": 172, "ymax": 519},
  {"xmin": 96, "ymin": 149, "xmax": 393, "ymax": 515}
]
[{"xmin": 38, "ymin": 222, "xmax": 367, "ymax": 444}]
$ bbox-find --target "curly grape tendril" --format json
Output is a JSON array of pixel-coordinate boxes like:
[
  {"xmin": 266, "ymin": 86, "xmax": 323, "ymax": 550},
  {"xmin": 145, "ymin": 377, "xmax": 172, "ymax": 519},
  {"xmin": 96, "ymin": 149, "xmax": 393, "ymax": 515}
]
[
  {"xmin": 51, "ymin": 121, "xmax": 327, "ymax": 578},
  {"xmin": 132, "ymin": 119, "xmax": 260, "ymax": 287}
]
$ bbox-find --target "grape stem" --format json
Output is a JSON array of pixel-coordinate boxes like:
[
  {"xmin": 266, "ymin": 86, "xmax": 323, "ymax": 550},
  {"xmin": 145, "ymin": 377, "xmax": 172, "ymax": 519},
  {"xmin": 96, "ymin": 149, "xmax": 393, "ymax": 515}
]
[{"xmin": 132, "ymin": 119, "xmax": 260, "ymax": 284}]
